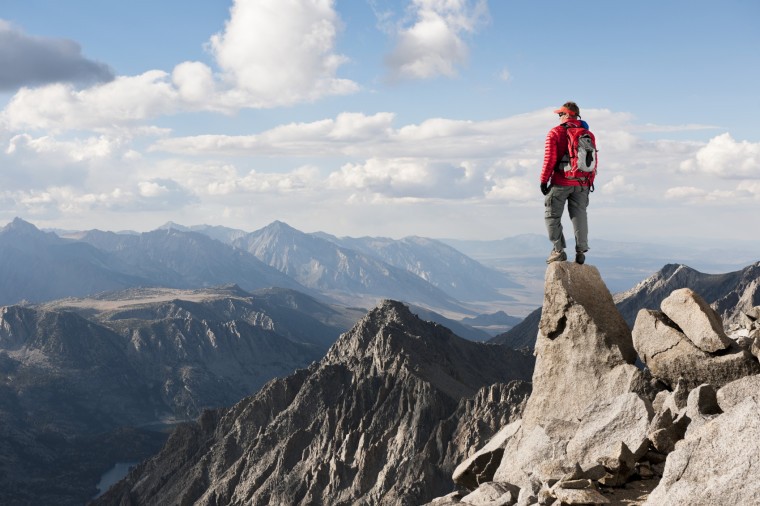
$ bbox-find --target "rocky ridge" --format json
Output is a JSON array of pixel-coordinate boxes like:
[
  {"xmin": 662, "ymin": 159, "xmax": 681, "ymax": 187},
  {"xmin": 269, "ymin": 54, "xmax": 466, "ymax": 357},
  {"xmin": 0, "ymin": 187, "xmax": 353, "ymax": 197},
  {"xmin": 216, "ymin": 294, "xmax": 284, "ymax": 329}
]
[
  {"xmin": 429, "ymin": 262, "xmax": 760, "ymax": 506},
  {"xmin": 94, "ymin": 301, "xmax": 535, "ymax": 506},
  {"xmin": 615, "ymin": 262, "xmax": 760, "ymax": 327}
]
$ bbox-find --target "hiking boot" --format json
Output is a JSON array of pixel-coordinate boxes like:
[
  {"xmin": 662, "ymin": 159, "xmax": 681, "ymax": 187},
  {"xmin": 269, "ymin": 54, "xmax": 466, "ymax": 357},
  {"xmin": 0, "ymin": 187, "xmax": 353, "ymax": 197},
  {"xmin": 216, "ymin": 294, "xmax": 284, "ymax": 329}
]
[
  {"xmin": 575, "ymin": 251, "xmax": 586, "ymax": 264},
  {"xmin": 546, "ymin": 250, "xmax": 567, "ymax": 264}
]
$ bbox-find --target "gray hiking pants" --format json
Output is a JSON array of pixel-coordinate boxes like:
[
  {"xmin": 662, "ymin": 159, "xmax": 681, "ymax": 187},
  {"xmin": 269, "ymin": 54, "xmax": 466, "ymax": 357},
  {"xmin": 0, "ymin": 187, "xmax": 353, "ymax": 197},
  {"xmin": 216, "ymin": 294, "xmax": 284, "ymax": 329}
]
[{"xmin": 544, "ymin": 185, "xmax": 589, "ymax": 253}]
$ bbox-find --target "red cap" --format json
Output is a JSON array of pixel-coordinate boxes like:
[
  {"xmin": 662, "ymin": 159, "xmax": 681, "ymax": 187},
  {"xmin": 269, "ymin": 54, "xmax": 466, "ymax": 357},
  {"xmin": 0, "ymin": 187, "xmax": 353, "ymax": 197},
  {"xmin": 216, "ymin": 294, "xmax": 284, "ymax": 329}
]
[{"xmin": 553, "ymin": 106, "xmax": 577, "ymax": 116}]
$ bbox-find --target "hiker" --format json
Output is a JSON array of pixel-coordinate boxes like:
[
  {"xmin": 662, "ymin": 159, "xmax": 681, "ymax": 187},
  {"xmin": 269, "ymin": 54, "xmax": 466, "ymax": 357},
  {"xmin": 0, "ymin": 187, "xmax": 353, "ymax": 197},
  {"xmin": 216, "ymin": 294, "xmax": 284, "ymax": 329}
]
[{"xmin": 539, "ymin": 101, "xmax": 597, "ymax": 265}]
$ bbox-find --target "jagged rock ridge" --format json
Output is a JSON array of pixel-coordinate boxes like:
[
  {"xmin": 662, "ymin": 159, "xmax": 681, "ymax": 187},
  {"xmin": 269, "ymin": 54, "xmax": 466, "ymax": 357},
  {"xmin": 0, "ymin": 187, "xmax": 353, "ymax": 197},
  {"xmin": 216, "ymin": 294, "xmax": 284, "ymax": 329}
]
[
  {"xmin": 95, "ymin": 300, "xmax": 535, "ymax": 506},
  {"xmin": 615, "ymin": 262, "xmax": 760, "ymax": 326}
]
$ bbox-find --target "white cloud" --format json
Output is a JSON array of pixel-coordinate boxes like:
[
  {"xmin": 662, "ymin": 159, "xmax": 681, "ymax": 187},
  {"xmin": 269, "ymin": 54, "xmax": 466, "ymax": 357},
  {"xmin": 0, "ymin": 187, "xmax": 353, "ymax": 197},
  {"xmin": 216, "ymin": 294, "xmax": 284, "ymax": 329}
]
[
  {"xmin": 485, "ymin": 176, "xmax": 534, "ymax": 202},
  {"xmin": 150, "ymin": 112, "xmax": 396, "ymax": 156},
  {"xmin": 601, "ymin": 175, "xmax": 636, "ymax": 194},
  {"xmin": 665, "ymin": 180, "xmax": 760, "ymax": 206},
  {"xmin": 172, "ymin": 61, "xmax": 216, "ymax": 105},
  {"xmin": 663, "ymin": 184, "xmax": 745, "ymax": 204},
  {"xmin": 207, "ymin": 0, "xmax": 358, "ymax": 106},
  {"xmin": 2, "ymin": 71, "xmax": 179, "ymax": 131},
  {"xmin": 327, "ymin": 157, "xmax": 484, "ymax": 199},
  {"xmin": 239, "ymin": 165, "xmax": 320, "ymax": 193},
  {"xmin": 328, "ymin": 158, "xmax": 430, "ymax": 192},
  {"xmin": 150, "ymin": 110, "xmax": 543, "ymax": 160},
  {"xmin": 6, "ymin": 133, "xmax": 122, "ymax": 161},
  {"xmin": 328, "ymin": 112, "xmax": 395, "ymax": 140},
  {"xmin": 664, "ymin": 186, "xmax": 707, "ymax": 200},
  {"xmin": 133, "ymin": 158, "xmax": 322, "ymax": 199},
  {"xmin": 385, "ymin": 0, "xmax": 488, "ymax": 80},
  {"xmin": 679, "ymin": 133, "xmax": 760, "ymax": 178},
  {"xmin": 5, "ymin": 186, "xmax": 132, "ymax": 217},
  {"xmin": 138, "ymin": 180, "xmax": 171, "ymax": 198}
]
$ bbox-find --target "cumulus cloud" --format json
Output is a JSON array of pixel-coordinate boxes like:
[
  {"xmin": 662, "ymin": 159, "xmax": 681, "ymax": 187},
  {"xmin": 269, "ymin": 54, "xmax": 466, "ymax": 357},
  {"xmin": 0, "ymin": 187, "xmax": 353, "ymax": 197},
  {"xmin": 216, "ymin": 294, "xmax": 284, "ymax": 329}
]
[
  {"xmin": 327, "ymin": 157, "xmax": 484, "ymax": 199},
  {"xmin": 172, "ymin": 61, "xmax": 216, "ymax": 104},
  {"xmin": 207, "ymin": 0, "xmax": 358, "ymax": 106},
  {"xmin": 664, "ymin": 178, "xmax": 760, "ymax": 206},
  {"xmin": 138, "ymin": 180, "xmax": 172, "ymax": 198},
  {"xmin": 0, "ymin": 19, "xmax": 113, "ymax": 91},
  {"xmin": 485, "ymin": 176, "xmax": 534, "ymax": 202},
  {"xmin": 58, "ymin": 179, "xmax": 194, "ymax": 213},
  {"xmin": 2, "ymin": 71, "xmax": 179, "ymax": 131},
  {"xmin": 601, "ymin": 175, "xmax": 636, "ymax": 194},
  {"xmin": 133, "ymin": 158, "xmax": 323, "ymax": 200},
  {"xmin": 6, "ymin": 133, "xmax": 122, "ymax": 162},
  {"xmin": 4, "ymin": 186, "xmax": 132, "ymax": 218},
  {"xmin": 679, "ymin": 133, "xmax": 760, "ymax": 178},
  {"xmin": 385, "ymin": 0, "xmax": 488, "ymax": 80}
]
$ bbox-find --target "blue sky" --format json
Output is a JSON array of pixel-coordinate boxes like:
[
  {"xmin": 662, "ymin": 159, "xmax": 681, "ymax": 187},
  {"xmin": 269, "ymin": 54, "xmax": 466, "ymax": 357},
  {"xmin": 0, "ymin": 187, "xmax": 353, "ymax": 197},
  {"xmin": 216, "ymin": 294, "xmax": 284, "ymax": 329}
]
[{"xmin": 0, "ymin": 0, "xmax": 758, "ymax": 244}]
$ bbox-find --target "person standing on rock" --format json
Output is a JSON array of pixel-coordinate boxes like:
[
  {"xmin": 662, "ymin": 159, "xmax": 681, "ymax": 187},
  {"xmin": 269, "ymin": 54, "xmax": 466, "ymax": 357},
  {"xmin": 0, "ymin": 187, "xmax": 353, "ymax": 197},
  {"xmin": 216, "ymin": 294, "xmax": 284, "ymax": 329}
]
[{"xmin": 539, "ymin": 101, "xmax": 596, "ymax": 265}]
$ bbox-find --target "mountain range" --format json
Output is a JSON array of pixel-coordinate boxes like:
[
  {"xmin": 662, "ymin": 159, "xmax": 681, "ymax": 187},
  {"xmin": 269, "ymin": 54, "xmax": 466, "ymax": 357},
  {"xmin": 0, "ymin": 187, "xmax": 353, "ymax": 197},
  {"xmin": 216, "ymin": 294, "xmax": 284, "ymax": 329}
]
[
  {"xmin": 1, "ymin": 218, "xmax": 526, "ymax": 326},
  {"xmin": 0, "ymin": 285, "xmax": 361, "ymax": 505}
]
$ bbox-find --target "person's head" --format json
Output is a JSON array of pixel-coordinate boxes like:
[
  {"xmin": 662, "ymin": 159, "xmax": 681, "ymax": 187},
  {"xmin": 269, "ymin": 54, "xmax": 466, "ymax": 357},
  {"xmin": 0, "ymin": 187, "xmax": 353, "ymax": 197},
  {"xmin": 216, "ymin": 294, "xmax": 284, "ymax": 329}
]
[{"xmin": 553, "ymin": 101, "xmax": 581, "ymax": 121}]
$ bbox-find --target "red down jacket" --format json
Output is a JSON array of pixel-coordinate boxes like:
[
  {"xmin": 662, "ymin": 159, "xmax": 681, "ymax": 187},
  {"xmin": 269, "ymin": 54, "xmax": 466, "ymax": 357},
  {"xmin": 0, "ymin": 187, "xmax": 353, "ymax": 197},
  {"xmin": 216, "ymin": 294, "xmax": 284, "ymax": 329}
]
[{"xmin": 539, "ymin": 118, "xmax": 596, "ymax": 187}]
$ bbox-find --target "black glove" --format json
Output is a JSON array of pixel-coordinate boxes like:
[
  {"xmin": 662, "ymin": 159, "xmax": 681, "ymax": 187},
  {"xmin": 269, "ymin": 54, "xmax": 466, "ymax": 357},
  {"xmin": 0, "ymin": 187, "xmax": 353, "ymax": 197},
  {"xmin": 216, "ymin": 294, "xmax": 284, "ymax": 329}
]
[{"xmin": 540, "ymin": 182, "xmax": 550, "ymax": 195}]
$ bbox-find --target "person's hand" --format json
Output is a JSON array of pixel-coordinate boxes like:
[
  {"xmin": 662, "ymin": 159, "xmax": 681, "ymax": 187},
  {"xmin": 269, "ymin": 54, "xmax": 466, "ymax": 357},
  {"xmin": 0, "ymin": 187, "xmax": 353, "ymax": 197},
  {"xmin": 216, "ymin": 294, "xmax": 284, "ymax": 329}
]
[{"xmin": 540, "ymin": 182, "xmax": 550, "ymax": 195}]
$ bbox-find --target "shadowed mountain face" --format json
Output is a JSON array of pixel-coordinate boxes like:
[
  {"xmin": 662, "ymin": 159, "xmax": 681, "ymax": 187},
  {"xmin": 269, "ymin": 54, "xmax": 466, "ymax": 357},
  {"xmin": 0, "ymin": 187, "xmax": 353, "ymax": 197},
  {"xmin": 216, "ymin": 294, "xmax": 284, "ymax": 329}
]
[
  {"xmin": 0, "ymin": 286, "xmax": 361, "ymax": 506},
  {"xmin": 95, "ymin": 301, "xmax": 535, "ymax": 506}
]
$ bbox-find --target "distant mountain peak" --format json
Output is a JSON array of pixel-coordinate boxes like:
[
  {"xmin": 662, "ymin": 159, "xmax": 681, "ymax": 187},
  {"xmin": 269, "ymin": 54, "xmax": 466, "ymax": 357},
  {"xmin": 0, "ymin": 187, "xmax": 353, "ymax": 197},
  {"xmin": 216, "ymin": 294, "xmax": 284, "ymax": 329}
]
[
  {"xmin": 326, "ymin": 299, "xmax": 533, "ymax": 400},
  {"xmin": 157, "ymin": 221, "xmax": 191, "ymax": 232},
  {"xmin": 4, "ymin": 217, "xmax": 40, "ymax": 232},
  {"xmin": 328, "ymin": 299, "xmax": 420, "ymax": 359},
  {"xmin": 263, "ymin": 220, "xmax": 298, "ymax": 233},
  {"xmin": 1, "ymin": 217, "xmax": 58, "ymax": 242}
]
